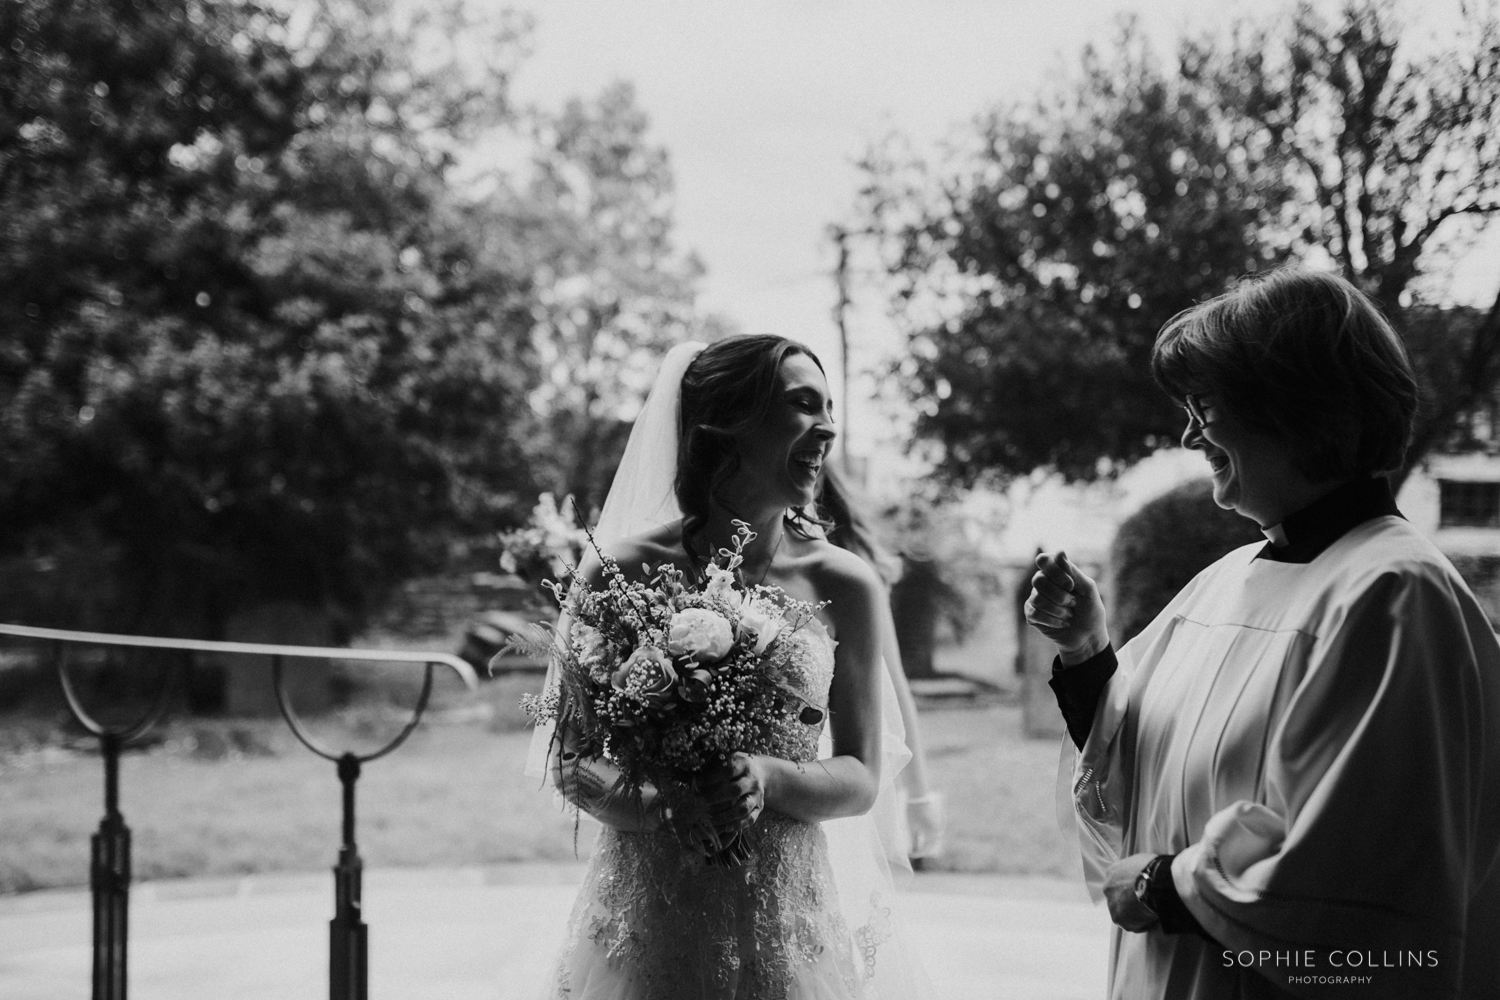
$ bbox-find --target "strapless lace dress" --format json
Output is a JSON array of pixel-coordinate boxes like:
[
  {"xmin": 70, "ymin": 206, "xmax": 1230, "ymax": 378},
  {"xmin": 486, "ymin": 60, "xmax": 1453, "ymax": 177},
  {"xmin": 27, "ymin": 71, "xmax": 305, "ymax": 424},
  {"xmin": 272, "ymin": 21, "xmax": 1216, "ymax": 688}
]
[{"xmin": 542, "ymin": 618, "xmax": 879, "ymax": 1000}]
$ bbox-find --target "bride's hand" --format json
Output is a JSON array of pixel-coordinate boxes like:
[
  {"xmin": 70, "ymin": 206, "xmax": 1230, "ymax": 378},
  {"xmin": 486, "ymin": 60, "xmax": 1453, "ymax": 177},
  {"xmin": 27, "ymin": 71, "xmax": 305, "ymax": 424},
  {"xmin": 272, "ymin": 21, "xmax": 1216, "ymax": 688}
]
[
  {"xmin": 655, "ymin": 793, "xmax": 719, "ymax": 857},
  {"xmin": 698, "ymin": 753, "xmax": 768, "ymax": 837}
]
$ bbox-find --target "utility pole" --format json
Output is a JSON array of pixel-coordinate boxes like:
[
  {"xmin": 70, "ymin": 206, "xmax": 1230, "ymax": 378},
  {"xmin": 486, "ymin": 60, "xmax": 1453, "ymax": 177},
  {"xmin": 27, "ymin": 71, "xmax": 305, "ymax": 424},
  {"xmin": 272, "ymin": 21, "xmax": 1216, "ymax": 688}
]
[{"xmin": 829, "ymin": 223, "xmax": 853, "ymax": 474}]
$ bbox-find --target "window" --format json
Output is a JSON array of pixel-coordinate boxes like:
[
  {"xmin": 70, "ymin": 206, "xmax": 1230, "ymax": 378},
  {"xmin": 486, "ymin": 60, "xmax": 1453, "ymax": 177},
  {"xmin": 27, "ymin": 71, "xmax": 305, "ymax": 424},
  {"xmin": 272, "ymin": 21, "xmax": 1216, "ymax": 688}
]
[{"xmin": 1439, "ymin": 480, "xmax": 1500, "ymax": 528}]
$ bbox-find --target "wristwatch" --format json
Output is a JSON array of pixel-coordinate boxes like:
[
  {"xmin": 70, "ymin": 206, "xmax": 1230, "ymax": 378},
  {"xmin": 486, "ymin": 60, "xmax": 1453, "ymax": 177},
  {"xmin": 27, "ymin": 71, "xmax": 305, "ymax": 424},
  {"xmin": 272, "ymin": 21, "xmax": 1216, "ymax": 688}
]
[{"xmin": 1134, "ymin": 855, "xmax": 1167, "ymax": 916}]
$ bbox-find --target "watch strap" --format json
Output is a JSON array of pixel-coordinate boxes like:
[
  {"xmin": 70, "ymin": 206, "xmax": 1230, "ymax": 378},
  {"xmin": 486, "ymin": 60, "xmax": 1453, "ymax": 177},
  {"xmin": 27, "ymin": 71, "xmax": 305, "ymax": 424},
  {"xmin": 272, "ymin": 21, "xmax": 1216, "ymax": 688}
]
[
  {"xmin": 1143, "ymin": 853, "xmax": 1210, "ymax": 938},
  {"xmin": 1134, "ymin": 855, "xmax": 1164, "ymax": 915}
]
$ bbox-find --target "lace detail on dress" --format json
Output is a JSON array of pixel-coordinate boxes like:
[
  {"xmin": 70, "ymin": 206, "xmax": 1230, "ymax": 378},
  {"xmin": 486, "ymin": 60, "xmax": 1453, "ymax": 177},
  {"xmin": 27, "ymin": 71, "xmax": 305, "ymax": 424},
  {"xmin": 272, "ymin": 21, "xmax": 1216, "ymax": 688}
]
[
  {"xmin": 544, "ymin": 616, "xmax": 867, "ymax": 1000},
  {"xmin": 760, "ymin": 617, "xmax": 837, "ymax": 764},
  {"xmin": 852, "ymin": 892, "xmax": 893, "ymax": 981}
]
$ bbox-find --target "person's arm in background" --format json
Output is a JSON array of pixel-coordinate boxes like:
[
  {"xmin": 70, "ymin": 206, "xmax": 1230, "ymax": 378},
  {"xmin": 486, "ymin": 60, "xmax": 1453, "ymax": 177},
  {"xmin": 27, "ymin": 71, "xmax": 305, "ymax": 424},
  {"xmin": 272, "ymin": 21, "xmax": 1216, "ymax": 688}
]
[{"xmin": 876, "ymin": 594, "xmax": 944, "ymax": 859}]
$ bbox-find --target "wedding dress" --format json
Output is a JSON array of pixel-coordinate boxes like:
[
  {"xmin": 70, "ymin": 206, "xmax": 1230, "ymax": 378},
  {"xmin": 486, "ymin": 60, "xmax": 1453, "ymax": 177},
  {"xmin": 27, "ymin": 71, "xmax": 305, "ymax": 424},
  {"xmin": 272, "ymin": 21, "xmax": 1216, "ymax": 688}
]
[
  {"xmin": 546, "ymin": 617, "xmax": 891, "ymax": 999},
  {"xmin": 527, "ymin": 341, "xmax": 932, "ymax": 1000}
]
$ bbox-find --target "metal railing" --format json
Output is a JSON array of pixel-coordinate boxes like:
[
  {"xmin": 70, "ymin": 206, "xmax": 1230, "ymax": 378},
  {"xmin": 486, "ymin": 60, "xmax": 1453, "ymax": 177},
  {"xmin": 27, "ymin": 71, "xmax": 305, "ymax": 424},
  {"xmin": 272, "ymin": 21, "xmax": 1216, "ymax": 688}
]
[{"xmin": 0, "ymin": 622, "xmax": 478, "ymax": 1000}]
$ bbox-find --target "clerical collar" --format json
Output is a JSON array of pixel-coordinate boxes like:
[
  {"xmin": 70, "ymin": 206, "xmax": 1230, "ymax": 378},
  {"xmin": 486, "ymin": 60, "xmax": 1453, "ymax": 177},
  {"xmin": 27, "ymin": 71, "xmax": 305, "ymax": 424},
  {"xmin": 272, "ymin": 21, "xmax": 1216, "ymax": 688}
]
[{"xmin": 1256, "ymin": 477, "xmax": 1402, "ymax": 564}]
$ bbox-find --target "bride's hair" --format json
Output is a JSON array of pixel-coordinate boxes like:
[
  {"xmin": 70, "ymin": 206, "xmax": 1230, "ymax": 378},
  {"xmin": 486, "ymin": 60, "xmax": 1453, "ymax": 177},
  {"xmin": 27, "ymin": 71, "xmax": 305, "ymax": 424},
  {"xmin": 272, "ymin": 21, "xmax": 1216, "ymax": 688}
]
[
  {"xmin": 817, "ymin": 463, "xmax": 903, "ymax": 587},
  {"xmin": 677, "ymin": 334, "xmax": 828, "ymax": 563}
]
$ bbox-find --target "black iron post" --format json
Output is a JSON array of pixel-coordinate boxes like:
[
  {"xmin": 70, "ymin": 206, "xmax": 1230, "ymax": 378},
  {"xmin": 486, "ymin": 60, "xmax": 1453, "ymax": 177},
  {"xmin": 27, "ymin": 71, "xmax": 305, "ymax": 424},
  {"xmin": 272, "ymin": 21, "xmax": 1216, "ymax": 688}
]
[
  {"xmin": 54, "ymin": 640, "xmax": 175, "ymax": 1000},
  {"xmin": 329, "ymin": 753, "xmax": 367, "ymax": 1000},
  {"xmin": 273, "ymin": 653, "xmax": 441, "ymax": 1000},
  {"xmin": 91, "ymin": 732, "xmax": 130, "ymax": 1000}
]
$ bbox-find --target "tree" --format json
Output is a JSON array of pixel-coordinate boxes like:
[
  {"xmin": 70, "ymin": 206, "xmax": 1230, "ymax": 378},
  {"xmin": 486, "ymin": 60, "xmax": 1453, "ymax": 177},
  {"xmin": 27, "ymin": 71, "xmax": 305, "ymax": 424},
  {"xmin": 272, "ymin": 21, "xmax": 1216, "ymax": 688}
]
[
  {"xmin": 0, "ymin": 0, "xmax": 543, "ymax": 633},
  {"xmin": 503, "ymin": 82, "xmax": 727, "ymax": 516},
  {"xmin": 861, "ymin": 3, "xmax": 1500, "ymax": 489},
  {"xmin": 1198, "ymin": 2, "xmax": 1500, "ymax": 482}
]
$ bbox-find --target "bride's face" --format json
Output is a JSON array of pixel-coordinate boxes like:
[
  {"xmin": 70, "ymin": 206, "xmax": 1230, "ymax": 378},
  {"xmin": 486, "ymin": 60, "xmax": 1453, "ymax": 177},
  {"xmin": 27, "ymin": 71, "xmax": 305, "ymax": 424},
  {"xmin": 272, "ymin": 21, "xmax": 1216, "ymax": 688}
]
[{"xmin": 729, "ymin": 353, "xmax": 837, "ymax": 511}]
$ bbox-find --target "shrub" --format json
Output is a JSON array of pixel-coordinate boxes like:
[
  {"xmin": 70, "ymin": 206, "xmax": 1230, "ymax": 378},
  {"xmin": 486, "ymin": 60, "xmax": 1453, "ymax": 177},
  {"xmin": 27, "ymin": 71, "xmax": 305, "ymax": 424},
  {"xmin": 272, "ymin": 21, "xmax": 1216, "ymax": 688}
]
[{"xmin": 1109, "ymin": 478, "xmax": 1264, "ymax": 644}]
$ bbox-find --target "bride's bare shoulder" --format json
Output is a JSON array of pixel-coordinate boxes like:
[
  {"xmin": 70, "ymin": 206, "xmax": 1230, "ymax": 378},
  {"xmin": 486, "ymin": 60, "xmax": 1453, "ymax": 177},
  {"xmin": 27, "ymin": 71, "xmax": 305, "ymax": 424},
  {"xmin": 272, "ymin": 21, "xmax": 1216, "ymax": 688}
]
[{"xmin": 799, "ymin": 536, "xmax": 885, "ymax": 606}]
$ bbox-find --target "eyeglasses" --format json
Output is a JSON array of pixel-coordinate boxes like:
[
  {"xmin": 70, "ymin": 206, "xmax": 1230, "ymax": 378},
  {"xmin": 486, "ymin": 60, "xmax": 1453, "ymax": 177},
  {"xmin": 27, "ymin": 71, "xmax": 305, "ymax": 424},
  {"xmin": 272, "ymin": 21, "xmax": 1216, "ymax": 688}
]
[{"xmin": 1181, "ymin": 394, "xmax": 1210, "ymax": 428}]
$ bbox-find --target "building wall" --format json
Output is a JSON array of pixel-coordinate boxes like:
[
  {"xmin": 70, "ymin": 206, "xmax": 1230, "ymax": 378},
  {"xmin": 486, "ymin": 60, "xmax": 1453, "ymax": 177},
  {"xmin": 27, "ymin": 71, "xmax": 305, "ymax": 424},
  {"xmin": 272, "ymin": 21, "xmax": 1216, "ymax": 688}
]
[{"xmin": 1398, "ymin": 455, "xmax": 1500, "ymax": 626}]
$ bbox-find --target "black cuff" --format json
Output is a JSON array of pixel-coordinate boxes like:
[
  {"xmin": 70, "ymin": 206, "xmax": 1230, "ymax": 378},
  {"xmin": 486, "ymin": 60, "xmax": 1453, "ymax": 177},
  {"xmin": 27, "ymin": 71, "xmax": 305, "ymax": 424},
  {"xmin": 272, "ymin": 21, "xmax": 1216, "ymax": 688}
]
[
  {"xmin": 1048, "ymin": 645, "xmax": 1118, "ymax": 750},
  {"xmin": 1147, "ymin": 853, "xmax": 1212, "ymax": 942}
]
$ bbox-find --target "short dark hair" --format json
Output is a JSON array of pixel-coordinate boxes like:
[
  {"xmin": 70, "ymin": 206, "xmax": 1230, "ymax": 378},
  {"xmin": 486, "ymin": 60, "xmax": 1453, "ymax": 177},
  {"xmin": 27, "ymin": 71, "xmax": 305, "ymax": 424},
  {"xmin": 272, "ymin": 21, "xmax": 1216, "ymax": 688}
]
[
  {"xmin": 675, "ymin": 334, "xmax": 826, "ymax": 562},
  {"xmin": 1151, "ymin": 266, "xmax": 1418, "ymax": 481}
]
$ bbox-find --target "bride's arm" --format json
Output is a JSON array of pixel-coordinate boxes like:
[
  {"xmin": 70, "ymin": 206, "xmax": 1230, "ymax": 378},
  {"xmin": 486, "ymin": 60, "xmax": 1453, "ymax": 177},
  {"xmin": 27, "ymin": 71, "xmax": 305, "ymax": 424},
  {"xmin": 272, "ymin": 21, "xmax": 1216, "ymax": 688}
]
[
  {"xmin": 550, "ymin": 725, "xmax": 665, "ymax": 834},
  {"xmin": 542, "ymin": 549, "xmax": 664, "ymax": 833},
  {"xmin": 552, "ymin": 688, "xmax": 721, "ymax": 850},
  {"xmin": 704, "ymin": 550, "xmax": 884, "ymax": 828}
]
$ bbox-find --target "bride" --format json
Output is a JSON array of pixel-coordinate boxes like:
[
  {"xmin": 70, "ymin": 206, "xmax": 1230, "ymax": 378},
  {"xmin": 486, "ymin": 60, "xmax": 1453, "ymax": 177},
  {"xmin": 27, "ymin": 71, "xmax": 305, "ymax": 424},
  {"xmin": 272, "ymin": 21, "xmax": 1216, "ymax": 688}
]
[{"xmin": 527, "ymin": 335, "xmax": 932, "ymax": 999}]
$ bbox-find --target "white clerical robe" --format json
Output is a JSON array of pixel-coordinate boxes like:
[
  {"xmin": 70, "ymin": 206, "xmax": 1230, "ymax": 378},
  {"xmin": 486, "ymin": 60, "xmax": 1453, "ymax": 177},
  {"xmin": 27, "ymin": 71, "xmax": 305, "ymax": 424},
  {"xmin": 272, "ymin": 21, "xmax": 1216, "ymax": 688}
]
[{"xmin": 1067, "ymin": 516, "xmax": 1500, "ymax": 999}]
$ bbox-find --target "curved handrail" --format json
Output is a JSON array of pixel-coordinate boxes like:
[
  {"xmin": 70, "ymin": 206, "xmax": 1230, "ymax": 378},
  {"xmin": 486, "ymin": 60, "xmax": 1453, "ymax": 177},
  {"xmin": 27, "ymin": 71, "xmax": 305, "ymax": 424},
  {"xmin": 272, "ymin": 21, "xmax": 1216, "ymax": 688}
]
[
  {"xmin": 55, "ymin": 642, "xmax": 183, "ymax": 743},
  {"xmin": 0, "ymin": 622, "xmax": 479, "ymax": 690},
  {"xmin": 273, "ymin": 654, "xmax": 437, "ymax": 764},
  {"xmin": 3, "ymin": 619, "xmax": 480, "ymax": 999}
]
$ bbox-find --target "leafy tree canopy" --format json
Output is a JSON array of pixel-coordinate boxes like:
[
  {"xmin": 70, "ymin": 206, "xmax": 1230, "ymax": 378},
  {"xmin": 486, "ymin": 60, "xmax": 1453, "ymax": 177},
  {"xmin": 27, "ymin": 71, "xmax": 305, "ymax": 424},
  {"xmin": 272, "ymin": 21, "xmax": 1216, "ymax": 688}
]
[
  {"xmin": 503, "ymin": 81, "xmax": 727, "ymax": 516},
  {"xmin": 858, "ymin": 2, "xmax": 1500, "ymax": 489},
  {"xmin": 0, "ymin": 0, "xmax": 708, "ymax": 633}
]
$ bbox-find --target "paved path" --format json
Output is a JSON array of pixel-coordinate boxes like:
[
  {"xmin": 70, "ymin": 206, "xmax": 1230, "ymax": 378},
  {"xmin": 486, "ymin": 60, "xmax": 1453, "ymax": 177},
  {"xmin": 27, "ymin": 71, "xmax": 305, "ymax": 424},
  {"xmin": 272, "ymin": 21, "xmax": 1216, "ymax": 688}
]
[{"xmin": 0, "ymin": 865, "xmax": 1110, "ymax": 999}]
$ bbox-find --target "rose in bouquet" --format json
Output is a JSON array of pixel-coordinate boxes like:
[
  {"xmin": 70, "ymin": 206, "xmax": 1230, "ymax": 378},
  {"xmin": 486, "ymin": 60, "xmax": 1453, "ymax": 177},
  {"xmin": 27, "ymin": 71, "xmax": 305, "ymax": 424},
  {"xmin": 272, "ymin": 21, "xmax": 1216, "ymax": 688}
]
[{"xmin": 513, "ymin": 520, "xmax": 826, "ymax": 864}]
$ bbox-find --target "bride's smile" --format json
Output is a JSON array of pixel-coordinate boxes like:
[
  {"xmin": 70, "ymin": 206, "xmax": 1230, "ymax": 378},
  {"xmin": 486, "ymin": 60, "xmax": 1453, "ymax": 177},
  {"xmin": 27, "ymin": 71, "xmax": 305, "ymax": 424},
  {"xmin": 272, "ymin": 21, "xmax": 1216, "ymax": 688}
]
[
  {"xmin": 729, "ymin": 351, "xmax": 837, "ymax": 511},
  {"xmin": 789, "ymin": 446, "xmax": 824, "ymax": 489}
]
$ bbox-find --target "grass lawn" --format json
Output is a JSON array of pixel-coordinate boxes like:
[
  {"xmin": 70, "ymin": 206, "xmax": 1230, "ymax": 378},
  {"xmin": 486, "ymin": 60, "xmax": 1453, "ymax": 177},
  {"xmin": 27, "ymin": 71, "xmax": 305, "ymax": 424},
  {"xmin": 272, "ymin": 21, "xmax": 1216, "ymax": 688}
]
[
  {"xmin": 0, "ymin": 666, "xmax": 1080, "ymax": 896},
  {"xmin": 915, "ymin": 698, "xmax": 1081, "ymax": 879}
]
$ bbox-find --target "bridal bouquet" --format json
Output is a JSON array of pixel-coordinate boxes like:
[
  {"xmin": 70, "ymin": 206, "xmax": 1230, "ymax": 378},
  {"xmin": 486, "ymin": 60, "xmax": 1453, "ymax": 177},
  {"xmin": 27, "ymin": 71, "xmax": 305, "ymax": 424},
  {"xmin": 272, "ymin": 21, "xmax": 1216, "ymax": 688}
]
[{"xmin": 513, "ymin": 520, "xmax": 826, "ymax": 863}]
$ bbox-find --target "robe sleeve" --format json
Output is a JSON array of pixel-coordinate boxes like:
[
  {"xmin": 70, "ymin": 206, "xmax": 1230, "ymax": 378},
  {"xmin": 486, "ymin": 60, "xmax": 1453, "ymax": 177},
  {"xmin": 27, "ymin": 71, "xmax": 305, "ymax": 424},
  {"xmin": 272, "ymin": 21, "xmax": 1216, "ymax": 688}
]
[
  {"xmin": 1170, "ymin": 568, "xmax": 1500, "ymax": 999},
  {"xmin": 1049, "ymin": 645, "xmax": 1118, "ymax": 751},
  {"xmin": 1065, "ymin": 562, "xmax": 1223, "ymax": 897}
]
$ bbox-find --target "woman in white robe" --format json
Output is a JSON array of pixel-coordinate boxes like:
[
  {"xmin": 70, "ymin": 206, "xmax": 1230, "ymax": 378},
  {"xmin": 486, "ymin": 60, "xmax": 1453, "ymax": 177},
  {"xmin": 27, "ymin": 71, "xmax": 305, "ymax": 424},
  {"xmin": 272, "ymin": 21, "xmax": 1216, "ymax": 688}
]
[{"xmin": 1026, "ymin": 266, "xmax": 1500, "ymax": 999}]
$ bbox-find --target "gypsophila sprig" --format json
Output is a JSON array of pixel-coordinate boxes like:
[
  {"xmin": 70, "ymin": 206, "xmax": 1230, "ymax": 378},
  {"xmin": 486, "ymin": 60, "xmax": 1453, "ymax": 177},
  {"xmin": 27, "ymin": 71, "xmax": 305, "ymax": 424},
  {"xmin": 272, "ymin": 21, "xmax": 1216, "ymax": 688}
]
[{"xmin": 514, "ymin": 519, "xmax": 829, "ymax": 865}]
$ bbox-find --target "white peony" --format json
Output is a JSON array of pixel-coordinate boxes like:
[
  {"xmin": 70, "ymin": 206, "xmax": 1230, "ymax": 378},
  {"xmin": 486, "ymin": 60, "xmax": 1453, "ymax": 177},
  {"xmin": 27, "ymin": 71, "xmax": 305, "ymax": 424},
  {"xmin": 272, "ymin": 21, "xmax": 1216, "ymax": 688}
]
[
  {"xmin": 667, "ymin": 607, "xmax": 735, "ymax": 663},
  {"xmin": 736, "ymin": 596, "xmax": 783, "ymax": 655}
]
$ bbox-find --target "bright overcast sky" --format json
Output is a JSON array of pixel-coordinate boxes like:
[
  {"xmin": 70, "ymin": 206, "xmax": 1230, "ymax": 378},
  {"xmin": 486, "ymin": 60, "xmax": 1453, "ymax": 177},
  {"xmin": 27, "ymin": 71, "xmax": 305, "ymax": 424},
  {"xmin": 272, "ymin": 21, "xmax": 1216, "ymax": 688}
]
[{"xmin": 468, "ymin": 0, "xmax": 1500, "ymax": 461}]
